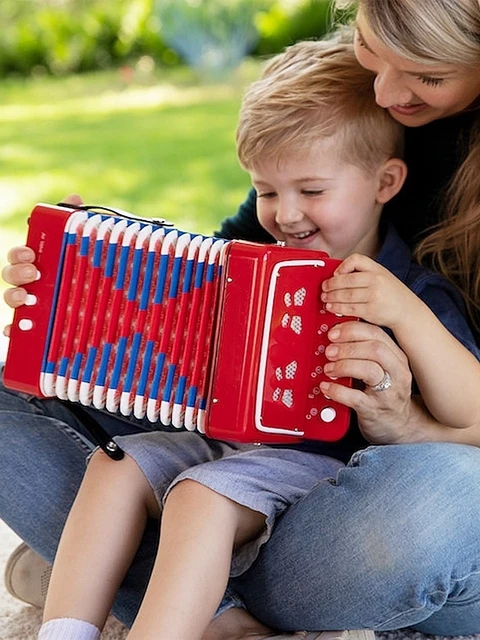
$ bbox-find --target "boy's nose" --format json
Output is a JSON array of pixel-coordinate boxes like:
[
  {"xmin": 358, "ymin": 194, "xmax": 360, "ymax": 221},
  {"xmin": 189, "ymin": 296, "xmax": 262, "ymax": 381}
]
[{"xmin": 275, "ymin": 202, "xmax": 304, "ymax": 227}]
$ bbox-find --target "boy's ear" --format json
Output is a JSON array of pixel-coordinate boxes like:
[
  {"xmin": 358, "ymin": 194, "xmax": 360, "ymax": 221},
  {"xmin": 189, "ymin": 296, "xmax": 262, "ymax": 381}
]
[{"xmin": 375, "ymin": 158, "xmax": 407, "ymax": 204}]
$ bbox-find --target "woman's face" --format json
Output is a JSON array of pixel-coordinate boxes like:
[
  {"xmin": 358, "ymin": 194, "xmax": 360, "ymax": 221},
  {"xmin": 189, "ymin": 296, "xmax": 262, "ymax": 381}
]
[{"xmin": 354, "ymin": 11, "xmax": 480, "ymax": 127}]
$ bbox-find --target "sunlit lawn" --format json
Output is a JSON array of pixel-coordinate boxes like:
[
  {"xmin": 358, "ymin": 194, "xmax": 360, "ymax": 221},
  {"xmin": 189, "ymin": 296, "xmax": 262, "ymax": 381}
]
[{"xmin": 0, "ymin": 62, "xmax": 259, "ymax": 331}]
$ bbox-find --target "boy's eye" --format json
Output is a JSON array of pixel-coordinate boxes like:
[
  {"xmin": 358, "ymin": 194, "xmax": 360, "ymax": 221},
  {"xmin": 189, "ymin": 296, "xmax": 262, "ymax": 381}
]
[
  {"xmin": 302, "ymin": 190, "xmax": 323, "ymax": 196},
  {"xmin": 257, "ymin": 191, "xmax": 276, "ymax": 199},
  {"xmin": 418, "ymin": 75, "xmax": 444, "ymax": 87}
]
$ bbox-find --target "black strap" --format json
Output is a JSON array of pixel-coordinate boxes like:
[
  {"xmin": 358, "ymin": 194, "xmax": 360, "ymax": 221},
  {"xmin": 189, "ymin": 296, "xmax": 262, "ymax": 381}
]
[
  {"xmin": 56, "ymin": 202, "xmax": 174, "ymax": 228},
  {"xmin": 64, "ymin": 402, "xmax": 125, "ymax": 461}
]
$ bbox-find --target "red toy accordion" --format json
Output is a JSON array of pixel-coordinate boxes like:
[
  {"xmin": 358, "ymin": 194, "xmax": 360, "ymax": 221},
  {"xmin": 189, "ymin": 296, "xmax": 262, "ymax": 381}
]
[{"xmin": 4, "ymin": 203, "xmax": 355, "ymax": 444}]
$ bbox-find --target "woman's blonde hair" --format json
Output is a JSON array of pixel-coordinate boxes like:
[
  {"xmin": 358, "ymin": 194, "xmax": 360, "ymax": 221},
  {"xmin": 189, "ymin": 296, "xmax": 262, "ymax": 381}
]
[
  {"xmin": 334, "ymin": 0, "xmax": 480, "ymax": 65},
  {"xmin": 236, "ymin": 39, "xmax": 404, "ymax": 176},
  {"xmin": 334, "ymin": 0, "xmax": 480, "ymax": 329}
]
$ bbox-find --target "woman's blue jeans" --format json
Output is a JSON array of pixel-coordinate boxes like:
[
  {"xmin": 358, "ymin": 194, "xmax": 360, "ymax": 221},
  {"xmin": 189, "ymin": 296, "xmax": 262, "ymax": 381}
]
[{"xmin": 1, "ymin": 374, "xmax": 480, "ymax": 636}]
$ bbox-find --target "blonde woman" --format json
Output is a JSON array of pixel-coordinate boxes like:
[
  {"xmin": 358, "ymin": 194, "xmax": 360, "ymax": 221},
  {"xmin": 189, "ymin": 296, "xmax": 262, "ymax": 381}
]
[{"xmin": 3, "ymin": 1, "xmax": 480, "ymax": 638}]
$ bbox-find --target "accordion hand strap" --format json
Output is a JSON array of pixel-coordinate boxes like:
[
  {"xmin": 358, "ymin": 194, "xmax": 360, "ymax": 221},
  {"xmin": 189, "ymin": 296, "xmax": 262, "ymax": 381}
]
[
  {"xmin": 63, "ymin": 401, "xmax": 125, "ymax": 461},
  {"xmin": 56, "ymin": 202, "xmax": 174, "ymax": 228}
]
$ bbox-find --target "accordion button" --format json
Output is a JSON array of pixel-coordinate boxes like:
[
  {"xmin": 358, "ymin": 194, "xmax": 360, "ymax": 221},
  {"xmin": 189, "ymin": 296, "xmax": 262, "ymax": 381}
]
[
  {"xmin": 25, "ymin": 294, "xmax": 38, "ymax": 306},
  {"xmin": 320, "ymin": 407, "xmax": 336, "ymax": 423},
  {"xmin": 18, "ymin": 318, "xmax": 34, "ymax": 331}
]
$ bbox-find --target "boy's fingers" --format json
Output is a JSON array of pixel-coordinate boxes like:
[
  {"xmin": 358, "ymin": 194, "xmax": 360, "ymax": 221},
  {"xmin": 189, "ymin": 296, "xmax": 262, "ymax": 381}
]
[
  {"xmin": 4, "ymin": 287, "xmax": 28, "ymax": 308},
  {"xmin": 6, "ymin": 246, "xmax": 35, "ymax": 265},
  {"xmin": 2, "ymin": 263, "xmax": 38, "ymax": 287}
]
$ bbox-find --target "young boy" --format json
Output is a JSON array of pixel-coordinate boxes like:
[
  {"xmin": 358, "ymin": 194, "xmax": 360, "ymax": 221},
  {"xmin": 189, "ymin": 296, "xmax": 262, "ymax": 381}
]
[{"xmin": 36, "ymin": 40, "xmax": 480, "ymax": 640}]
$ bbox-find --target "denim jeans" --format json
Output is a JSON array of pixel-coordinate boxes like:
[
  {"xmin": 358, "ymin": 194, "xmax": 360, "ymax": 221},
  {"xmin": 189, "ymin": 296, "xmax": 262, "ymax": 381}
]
[{"xmin": 1, "ymin": 374, "xmax": 480, "ymax": 635}]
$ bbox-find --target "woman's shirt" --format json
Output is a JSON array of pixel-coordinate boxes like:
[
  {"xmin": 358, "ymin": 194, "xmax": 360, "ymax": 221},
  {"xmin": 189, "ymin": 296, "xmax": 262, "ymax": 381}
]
[{"xmin": 386, "ymin": 109, "xmax": 477, "ymax": 247}]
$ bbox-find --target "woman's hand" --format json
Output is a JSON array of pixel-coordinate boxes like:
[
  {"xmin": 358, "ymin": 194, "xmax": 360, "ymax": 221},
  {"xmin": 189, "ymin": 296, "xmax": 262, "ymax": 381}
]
[
  {"xmin": 2, "ymin": 194, "xmax": 83, "ymax": 337},
  {"xmin": 320, "ymin": 320, "xmax": 414, "ymax": 444}
]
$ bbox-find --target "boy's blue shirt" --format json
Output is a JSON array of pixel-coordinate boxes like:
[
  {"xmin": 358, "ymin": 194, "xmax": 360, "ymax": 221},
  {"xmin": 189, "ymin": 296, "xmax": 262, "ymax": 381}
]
[{"xmin": 377, "ymin": 222, "xmax": 479, "ymax": 360}]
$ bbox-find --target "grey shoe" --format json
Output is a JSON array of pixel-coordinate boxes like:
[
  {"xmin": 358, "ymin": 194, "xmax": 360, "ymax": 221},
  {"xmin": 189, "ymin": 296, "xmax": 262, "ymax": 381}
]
[{"xmin": 4, "ymin": 542, "xmax": 52, "ymax": 608}]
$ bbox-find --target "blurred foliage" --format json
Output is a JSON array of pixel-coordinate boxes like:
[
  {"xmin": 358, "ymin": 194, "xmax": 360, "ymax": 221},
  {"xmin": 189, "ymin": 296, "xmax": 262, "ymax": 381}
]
[
  {"xmin": 254, "ymin": 0, "xmax": 334, "ymax": 55},
  {"xmin": 0, "ymin": 0, "xmax": 175, "ymax": 77},
  {"xmin": 0, "ymin": 0, "xmax": 341, "ymax": 78},
  {"xmin": 156, "ymin": 0, "xmax": 267, "ymax": 78}
]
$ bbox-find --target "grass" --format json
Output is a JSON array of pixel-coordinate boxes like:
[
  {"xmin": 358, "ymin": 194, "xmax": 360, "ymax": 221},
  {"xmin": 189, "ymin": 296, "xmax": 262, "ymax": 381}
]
[{"xmin": 0, "ymin": 62, "xmax": 259, "ymax": 329}]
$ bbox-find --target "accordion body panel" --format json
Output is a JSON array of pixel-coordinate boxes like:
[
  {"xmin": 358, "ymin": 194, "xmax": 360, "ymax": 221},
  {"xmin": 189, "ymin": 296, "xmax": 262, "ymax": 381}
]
[{"xmin": 4, "ymin": 203, "xmax": 356, "ymax": 444}]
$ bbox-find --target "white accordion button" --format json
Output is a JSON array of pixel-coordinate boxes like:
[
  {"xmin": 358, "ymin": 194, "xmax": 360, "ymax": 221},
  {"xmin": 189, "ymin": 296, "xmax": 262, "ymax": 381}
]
[
  {"xmin": 18, "ymin": 318, "xmax": 33, "ymax": 331},
  {"xmin": 320, "ymin": 407, "xmax": 337, "ymax": 423}
]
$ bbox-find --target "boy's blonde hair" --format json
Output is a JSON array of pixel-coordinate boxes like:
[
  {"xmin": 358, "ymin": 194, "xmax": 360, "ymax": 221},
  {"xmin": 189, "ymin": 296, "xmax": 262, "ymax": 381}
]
[{"xmin": 236, "ymin": 39, "xmax": 404, "ymax": 176}]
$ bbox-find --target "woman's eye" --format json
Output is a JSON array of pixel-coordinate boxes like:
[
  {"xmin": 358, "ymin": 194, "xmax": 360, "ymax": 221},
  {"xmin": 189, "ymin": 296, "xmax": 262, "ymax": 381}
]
[
  {"xmin": 302, "ymin": 190, "xmax": 323, "ymax": 196},
  {"xmin": 355, "ymin": 31, "xmax": 367, "ymax": 48},
  {"xmin": 418, "ymin": 76, "xmax": 444, "ymax": 87}
]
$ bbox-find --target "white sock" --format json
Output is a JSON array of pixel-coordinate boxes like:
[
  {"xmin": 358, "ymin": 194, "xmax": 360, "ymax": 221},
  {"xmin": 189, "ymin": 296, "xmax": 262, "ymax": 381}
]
[{"xmin": 38, "ymin": 617, "xmax": 101, "ymax": 640}]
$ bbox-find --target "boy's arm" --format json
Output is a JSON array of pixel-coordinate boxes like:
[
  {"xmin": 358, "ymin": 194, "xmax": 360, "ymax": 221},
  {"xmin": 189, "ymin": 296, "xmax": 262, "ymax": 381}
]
[
  {"xmin": 403, "ymin": 396, "xmax": 480, "ymax": 447},
  {"xmin": 321, "ymin": 253, "xmax": 480, "ymax": 430}
]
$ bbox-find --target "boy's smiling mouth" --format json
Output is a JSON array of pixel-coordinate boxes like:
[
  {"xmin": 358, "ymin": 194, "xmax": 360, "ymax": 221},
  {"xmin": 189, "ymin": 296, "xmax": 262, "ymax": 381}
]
[
  {"xmin": 281, "ymin": 228, "xmax": 319, "ymax": 241},
  {"xmin": 291, "ymin": 230, "xmax": 317, "ymax": 239}
]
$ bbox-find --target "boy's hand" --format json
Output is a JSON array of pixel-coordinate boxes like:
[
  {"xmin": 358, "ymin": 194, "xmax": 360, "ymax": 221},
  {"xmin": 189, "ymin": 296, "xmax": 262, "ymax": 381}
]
[
  {"xmin": 2, "ymin": 194, "xmax": 83, "ymax": 337},
  {"xmin": 321, "ymin": 253, "xmax": 418, "ymax": 331},
  {"xmin": 2, "ymin": 246, "xmax": 37, "ymax": 337}
]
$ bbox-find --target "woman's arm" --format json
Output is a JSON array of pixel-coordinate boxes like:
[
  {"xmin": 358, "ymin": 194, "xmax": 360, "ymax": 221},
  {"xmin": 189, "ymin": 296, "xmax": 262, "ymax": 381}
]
[{"xmin": 321, "ymin": 253, "xmax": 480, "ymax": 431}]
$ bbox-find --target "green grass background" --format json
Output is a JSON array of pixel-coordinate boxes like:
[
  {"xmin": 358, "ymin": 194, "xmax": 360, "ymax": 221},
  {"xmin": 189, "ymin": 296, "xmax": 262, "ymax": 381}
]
[{"xmin": 0, "ymin": 63, "xmax": 258, "ymax": 330}]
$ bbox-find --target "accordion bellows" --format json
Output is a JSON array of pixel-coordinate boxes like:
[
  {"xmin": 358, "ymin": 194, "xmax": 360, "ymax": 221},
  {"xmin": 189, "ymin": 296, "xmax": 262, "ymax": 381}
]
[{"xmin": 4, "ymin": 203, "xmax": 355, "ymax": 444}]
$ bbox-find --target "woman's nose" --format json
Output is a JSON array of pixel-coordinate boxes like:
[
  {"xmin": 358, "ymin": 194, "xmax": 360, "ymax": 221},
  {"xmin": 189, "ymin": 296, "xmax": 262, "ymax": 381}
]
[{"xmin": 374, "ymin": 70, "xmax": 414, "ymax": 108}]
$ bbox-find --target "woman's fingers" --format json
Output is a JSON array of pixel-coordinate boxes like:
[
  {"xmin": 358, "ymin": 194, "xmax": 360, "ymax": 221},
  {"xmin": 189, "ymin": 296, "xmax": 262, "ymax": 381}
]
[
  {"xmin": 324, "ymin": 321, "xmax": 409, "ymax": 385},
  {"xmin": 321, "ymin": 320, "xmax": 413, "ymax": 443}
]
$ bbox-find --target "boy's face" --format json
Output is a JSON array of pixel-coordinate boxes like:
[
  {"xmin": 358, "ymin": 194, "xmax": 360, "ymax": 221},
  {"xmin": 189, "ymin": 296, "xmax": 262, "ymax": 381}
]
[{"xmin": 250, "ymin": 137, "xmax": 383, "ymax": 260}]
